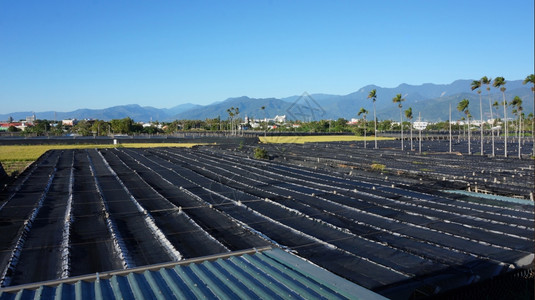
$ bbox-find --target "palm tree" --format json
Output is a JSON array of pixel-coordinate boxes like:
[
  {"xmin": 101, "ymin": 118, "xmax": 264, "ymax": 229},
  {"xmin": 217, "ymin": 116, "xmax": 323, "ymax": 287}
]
[
  {"xmin": 493, "ymin": 77, "xmax": 508, "ymax": 157},
  {"xmin": 392, "ymin": 94, "xmax": 405, "ymax": 150},
  {"xmin": 457, "ymin": 98, "xmax": 471, "ymax": 154},
  {"xmin": 471, "ymin": 80, "xmax": 484, "ymax": 155},
  {"xmin": 524, "ymin": 74, "xmax": 535, "ymax": 91},
  {"xmin": 358, "ymin": 108, "xmax": 369, "ymax": 148},
  {"xmin": 367, "ymin": 89, "xmax": 378, "ymax": 149},
  {"xmin": 261, "ymin": 106, "xmax": 266, "ymax": 137},
  {"xmin": 511, "ymin": 96, "xmax": 523, "ymax": 159},
  {"xmin": 227, "ymin": 107, "xmax": 240, "ymax": 135},
  {"xmin": 523, "ymin": 74, "xmax": 534, "ymax": 155},
  {"xmin": 227, "ymin": 107, "xmax": 234, "ymax": 135},
  {"xmin": 405, "ymin": 107, "xmax": 414, "ymax": 151},
  {"xmin": 481, "ymin": 76, "xmax": 495, "ymax": 156}
]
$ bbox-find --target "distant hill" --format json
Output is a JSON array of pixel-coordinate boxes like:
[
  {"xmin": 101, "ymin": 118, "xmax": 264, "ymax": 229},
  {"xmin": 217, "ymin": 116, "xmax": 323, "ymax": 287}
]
[
  {"xmin": 1, "ymin": 80, "xmax": 531, "ymax": 122},
  {"xmin": 164, "ymin": 103, "xmax": 203, "ymax": 116},
  {"xmin": 172, "ymin": 96, "xmax": 307, "ymax": 120},
  {"xmin": 0, "ymin": 104, "xmax": 171, "ymax": 123},
  {"xmin": 283, "ymin": 80, "xmax": 532, "ymax": 121}
]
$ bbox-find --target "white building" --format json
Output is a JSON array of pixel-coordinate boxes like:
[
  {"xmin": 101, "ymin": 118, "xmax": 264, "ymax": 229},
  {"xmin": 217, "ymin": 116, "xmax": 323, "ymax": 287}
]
[
  {"xmin": 347, "ymin": 118, "xmax": 359, "ymax": 125},
  {"xmin": 413, "ymin": 121, "xmax": 428, "ymax": 130},
  {"xmin": 273, "ymin": 115, "xmax": 286, "ymax": 123},
  {"xmin": 62, "ymin": 119, "xmax": 78, "ymax": 126}
]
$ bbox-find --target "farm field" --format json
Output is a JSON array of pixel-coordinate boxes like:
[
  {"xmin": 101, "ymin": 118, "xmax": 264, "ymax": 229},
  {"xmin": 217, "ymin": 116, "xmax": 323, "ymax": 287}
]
[
  {"xmin": 253, "ymin": 138, "xmax": 535, "ymax": 199},
  {"xmin": 0, "ymin": 143, "xmax": 205, "ymax": 161},
  {"xmin": 259, "ymin": 135, "xmax": 394, "ymax": 144},
  {"xmin": 0, "ymin": 142, "xmax": 533, "ymax": 299},
  {"xmin": 0, "ymin": 143, "xmax": 206, "ymax": 176}
]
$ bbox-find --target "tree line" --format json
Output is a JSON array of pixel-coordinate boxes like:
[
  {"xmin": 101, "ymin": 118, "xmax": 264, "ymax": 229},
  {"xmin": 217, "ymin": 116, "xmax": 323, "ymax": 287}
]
[{"xmin": 12, "ymin": 116, "xmax": 488, "ymax": 137}]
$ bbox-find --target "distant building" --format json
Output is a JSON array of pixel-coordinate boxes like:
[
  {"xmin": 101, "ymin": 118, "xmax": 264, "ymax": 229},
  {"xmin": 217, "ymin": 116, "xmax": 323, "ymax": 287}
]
[
  {"xmin": 26, "ymin": 113, "xmax": 36, "ymax": 125},
  {"xmin": 259, "ymin": 115, "xmax": 287, "ymax": 124},
  {"xmin": 142, "ymin": 122, "xmax": 163, "ymax": 129},
  {"xmin": 0, "ymin": 122, "xmax": 30, "ymax": 131},
  {"xmin": 413, "ymin": 121, "xmax": 428, "ymax": 130},
  {"xmin": 273, "ymin": 115, "xmax": 286, "ymax": 123},
  {"xmin": 62, "ymin": 119, "xmax": 78, "ymax": 126},
  {"xmin": 245, "ymin": 115, "xmax": 287, "ymax": 129},
  {"xmin": 347, "ymin": 118, "xmax": 359, "ymax": 125}
]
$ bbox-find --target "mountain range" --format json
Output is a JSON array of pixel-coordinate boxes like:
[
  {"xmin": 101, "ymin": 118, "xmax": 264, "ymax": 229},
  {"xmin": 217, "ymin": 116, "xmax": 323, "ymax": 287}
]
[{"xmin": 1, "ymin": 80, "xmax": 532, "ymax": 123}]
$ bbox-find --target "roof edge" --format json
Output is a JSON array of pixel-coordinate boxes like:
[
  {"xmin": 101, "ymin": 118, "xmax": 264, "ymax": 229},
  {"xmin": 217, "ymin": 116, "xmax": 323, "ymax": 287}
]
[{"xmin": 0, "ymin": 246, "xmax": 272, "ymax": 293}]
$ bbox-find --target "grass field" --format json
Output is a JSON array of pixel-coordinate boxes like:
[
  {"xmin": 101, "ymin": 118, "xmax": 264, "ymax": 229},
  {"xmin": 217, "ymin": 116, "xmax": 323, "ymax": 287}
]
[
  {"xmin": 259, "ymin": 135, "xmax": 394, "ymax": 144},
  {"xmin": 0, "ymin": 143, "xmax": 207, "ymax": 176},
  {"xmin": 0, "ymin": 143, "xmax": 206, "ymax": 161}
]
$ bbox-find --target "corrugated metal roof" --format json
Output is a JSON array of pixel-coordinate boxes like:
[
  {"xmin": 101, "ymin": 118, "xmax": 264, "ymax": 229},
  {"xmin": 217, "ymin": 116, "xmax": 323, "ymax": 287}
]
[{"xmin": 0, "ymin": 248, "xmax": 386, "ymax": 299}]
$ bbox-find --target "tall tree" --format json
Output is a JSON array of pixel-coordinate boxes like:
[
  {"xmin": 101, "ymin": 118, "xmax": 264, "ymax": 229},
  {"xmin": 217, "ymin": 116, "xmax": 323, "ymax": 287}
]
[
  {"xmin": 367, "ymin": 89, "xmax": 378, "ymax": 149},
  {"xmin": 510, "ymin": 96, "xmax": 523, "ymax": 159},
  {"xmin": 457, "ymin": 99, "xmax": 471, "ymax": 154},
  {"xmin": 358, "ymin": 108, "xmax": 369, "ymax": 148},
  {"xmin": 405, "ymin": 107, "xmax": 414, "ymax": 151},
  {"xmin": 481, "ymin": 76, "xmax": 495, "ymax": 156},
  {"xmin": 227, "ymin": 107, "xmax": 235, "ymax": 135},
  {"xmin": 392, "ymin": 94, "xmax": 405, "ymax": 150},
  {"xmin": 471, "ymin": 80, "xmax": 484, "ymax": 155},
  {"xmin": 110, "ymin": 117, "xmax": 134, "ymax": 134},
  {"xmin": 260, "ymin": 106, "xmax": 266, "ymax": 137},
  {"xmin": 523, "ymin": 74, "xmax": 534, "ymax": 155},
  {"xmin": 493, "ymin": 77, "xmax": 508, "ymax": 157}
]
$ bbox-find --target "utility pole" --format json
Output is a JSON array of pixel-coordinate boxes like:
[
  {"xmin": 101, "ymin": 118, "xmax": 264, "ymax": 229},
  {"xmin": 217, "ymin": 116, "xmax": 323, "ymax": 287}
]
[
  {"xmin": 449, "ymin": 103, "xmax": 452, "ymax": 153},
  {"xmin": 479, "ymin": 96, "xmax": 484, "ymax": 156},
  {"xmin": 418, "ymin": 112, "xmax": 422, "ymax": 154}
]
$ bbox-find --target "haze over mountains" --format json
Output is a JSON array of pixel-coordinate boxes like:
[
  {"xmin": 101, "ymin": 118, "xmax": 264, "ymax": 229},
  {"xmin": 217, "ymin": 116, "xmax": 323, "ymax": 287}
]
[{"xmin": 2, "ymin": 80, "xmax": 532, "ymax": 123}]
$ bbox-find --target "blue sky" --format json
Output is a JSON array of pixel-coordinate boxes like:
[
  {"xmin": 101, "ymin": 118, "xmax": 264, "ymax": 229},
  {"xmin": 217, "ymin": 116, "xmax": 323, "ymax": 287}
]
[{"xmin": 1, "ymin": 0, "xmax": 533, "ymax": 113}]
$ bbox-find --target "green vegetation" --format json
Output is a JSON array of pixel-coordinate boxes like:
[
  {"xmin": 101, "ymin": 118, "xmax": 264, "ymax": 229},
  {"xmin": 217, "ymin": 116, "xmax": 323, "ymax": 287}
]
[
  {"xmin": 1, "ymin": 161, "xmax": 32, "ymax": 177},
  {"xmin": 254, "ymin": 147, "xmax": 269, "ymax": 159},
  {"xmin": 259, "ymin": 135, "xmax": 393, "ymax": 144},
  {"xmin": 0, "ymin": 143, "xmax": 203, "ymax": 161},
  {"xmin": 370, "ymin": 163, "xmax": 386, "ymax": 172}
]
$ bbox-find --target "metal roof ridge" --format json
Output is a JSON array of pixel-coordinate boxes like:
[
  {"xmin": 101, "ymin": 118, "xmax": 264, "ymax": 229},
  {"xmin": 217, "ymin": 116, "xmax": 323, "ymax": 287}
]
[{"xmin": 0, "ymin": 246, "xmax": 272, "ymax": 293}]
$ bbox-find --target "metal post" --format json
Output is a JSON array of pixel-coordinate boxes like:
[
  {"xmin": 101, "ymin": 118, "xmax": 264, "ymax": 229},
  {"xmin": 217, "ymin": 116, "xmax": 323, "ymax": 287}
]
[
  {"xmin": 449, "ymin": 103, "xmax": 452, "ymax": 153},
  {"xmin": 418, "ymin": 112, "xmax": 422, "ymax": 154},
  {"xmin": 480, "ymin": 95, "xmax": 484, "ymax": 155}
]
